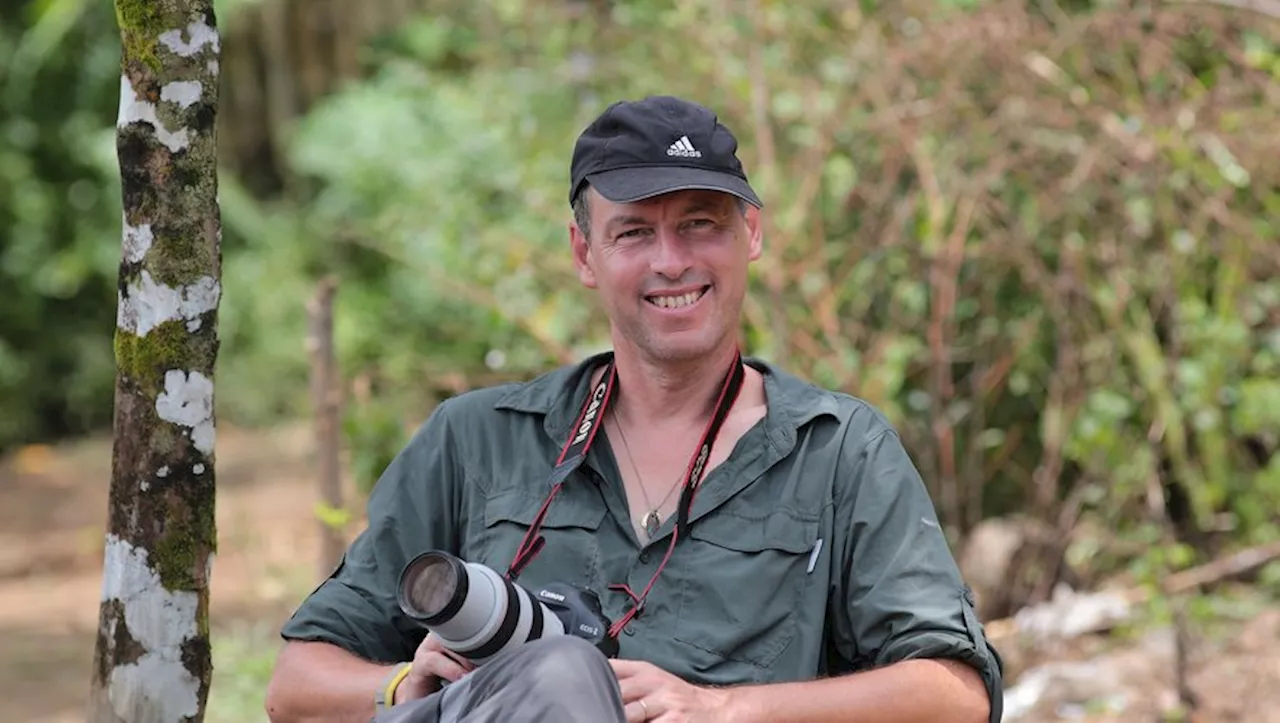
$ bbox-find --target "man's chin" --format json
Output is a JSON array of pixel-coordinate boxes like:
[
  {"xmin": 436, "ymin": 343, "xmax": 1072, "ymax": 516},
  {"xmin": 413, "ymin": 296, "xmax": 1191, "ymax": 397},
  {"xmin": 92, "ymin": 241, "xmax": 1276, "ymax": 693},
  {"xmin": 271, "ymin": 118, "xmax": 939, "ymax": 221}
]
[{"xmin": 638, "ymin": 334, "xmax": 729, "ymax": 366}]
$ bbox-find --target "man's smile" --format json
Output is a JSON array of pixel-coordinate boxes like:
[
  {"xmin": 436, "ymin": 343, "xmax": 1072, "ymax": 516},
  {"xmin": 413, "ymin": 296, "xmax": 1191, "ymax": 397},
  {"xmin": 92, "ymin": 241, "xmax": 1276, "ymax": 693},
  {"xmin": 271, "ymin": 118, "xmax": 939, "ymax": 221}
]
[{"xmin": 645, "ymin": 285, "xmax": 710, "ymax": 310}]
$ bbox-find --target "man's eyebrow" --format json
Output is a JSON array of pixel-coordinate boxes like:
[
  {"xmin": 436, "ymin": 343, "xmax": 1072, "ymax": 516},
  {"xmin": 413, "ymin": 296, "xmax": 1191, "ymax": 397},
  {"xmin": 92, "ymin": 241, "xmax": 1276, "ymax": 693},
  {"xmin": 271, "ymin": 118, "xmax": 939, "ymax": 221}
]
[{"xmin": 604, "ymin": 214, "xmax": 651, "ymax": 234}]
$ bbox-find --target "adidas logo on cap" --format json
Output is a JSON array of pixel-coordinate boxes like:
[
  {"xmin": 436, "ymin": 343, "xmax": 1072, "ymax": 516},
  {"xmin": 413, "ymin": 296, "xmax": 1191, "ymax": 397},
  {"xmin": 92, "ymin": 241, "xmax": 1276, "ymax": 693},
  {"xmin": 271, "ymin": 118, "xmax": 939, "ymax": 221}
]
[{"xmin": 666, "ymin": 135, "xmax": 702, "ymax": 158}]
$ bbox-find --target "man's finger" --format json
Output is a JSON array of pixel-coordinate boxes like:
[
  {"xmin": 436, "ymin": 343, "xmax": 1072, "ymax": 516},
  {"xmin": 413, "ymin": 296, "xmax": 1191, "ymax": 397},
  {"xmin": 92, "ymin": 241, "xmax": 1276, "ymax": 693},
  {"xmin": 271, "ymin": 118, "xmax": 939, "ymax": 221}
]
[
  {"xmin": 623, "ymin": 699, "xmax": 661, "ymax": 723},
  {"xmin": 441, "ymin": 648, "xmax": 476, "ymax": 671},
  {"xmin": 610, "ymin": 659, "xmax": 652, "ymax": 679},
  {"xmin": 617, "ymin": 675, "xmax": 662, "ymax": 703},
  {"xmin": 421, "ymin": 633, "xmax": 475, "ymax": 667},
  {"xmin": 418, "ymin": 653, "xmax": 470, "ymax": 683},
  {"xmin": 622, "ymin": 701, "xmax": 643, "ymax": 723}
]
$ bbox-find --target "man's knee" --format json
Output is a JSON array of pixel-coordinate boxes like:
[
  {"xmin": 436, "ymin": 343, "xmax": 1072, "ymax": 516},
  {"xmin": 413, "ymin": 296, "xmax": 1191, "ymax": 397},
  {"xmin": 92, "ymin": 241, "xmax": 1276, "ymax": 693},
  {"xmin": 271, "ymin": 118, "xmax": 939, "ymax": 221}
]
[
  {"xmin": 517, "ymin": 635, "xmax": 612, "ymax": 688},
  {"xmin": 437, "ymin": 635, "xmax": 623, "ymax": 722}
]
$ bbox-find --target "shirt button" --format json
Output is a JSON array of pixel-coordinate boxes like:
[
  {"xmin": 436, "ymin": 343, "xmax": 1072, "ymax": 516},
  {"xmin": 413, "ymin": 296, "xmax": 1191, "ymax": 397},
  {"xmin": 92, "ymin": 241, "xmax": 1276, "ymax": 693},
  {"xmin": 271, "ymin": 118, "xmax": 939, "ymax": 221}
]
[
  {"xmin": 638, "ymin": 552, "xmax": 650, "ymax": 564},
  {"xmin": 624, "ymin": 625, "xmax": 636, "ymax": 636}
]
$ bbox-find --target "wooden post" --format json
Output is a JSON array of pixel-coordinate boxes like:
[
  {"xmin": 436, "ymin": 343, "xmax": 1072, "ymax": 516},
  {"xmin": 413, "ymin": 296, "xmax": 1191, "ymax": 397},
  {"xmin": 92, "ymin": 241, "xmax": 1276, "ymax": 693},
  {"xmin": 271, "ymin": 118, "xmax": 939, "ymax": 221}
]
[{"xmin": 308, "ymin": 275, "xmax": 345, "ymax": 579}]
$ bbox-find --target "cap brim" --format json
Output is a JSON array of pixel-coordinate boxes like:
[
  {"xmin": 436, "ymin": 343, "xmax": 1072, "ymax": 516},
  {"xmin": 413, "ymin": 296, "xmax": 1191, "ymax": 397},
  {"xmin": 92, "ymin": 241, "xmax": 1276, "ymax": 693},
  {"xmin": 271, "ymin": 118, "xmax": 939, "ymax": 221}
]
[{"xmin": 585, "ymin": 166, "xmax": 763, "ymax": 209}]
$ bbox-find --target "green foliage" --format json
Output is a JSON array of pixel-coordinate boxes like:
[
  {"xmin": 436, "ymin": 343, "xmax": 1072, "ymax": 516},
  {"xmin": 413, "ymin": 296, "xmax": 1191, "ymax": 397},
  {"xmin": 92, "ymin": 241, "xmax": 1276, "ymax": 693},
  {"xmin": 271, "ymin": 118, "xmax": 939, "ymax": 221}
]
[
  {"xmin": 213, "ymin": 175, "xmax": 317, "ymax": 424},
  {"xmin": 0, "ymin": 0, "xmax": 124, "ymax": 452},
  {"xmin": 313, "ymin": 500, "xmax": 352, "ymax": 530},
  {"xmin": 342, "ymin": 396, "xmax": 410, "ymax": 496},
  {"xmin": 1259, "ymin": 561, "xmax": 1280, "ymax": 598},
  {"xmin": 206, "ymin": 623, "xmax": 278, "ymax": 723}
]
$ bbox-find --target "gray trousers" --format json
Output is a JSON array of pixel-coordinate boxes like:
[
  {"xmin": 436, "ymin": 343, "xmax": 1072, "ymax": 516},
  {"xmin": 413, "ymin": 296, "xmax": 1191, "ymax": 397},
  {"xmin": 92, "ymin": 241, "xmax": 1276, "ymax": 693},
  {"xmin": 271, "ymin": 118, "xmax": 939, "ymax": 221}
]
[{"xmin": 371, "ymin": 636, "xmax": 627, "ymax": 723}]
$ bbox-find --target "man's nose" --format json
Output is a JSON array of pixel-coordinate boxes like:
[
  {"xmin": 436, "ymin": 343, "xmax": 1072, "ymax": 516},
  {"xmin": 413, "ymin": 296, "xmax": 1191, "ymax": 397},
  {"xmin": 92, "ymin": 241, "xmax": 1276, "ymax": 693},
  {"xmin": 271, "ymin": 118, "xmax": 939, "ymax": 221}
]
[{"xmin": 649, "ymin": 228, "xmax": 692, "ymax": 278}]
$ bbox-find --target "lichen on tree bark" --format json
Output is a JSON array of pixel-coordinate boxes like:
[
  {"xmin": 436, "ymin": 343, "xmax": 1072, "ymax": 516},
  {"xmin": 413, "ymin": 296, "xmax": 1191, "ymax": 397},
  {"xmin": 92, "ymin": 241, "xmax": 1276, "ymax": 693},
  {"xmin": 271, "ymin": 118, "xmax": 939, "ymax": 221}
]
[{"xmin": 90, "ymin": 0, "xmax": 222, "ymax": 721}]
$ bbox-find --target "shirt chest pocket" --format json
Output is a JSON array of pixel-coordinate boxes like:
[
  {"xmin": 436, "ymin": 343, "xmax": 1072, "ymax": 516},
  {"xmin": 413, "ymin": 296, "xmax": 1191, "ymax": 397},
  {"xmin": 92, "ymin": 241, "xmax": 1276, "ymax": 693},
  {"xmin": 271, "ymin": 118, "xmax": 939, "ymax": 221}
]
[
  {"xmin": 673, "ymin": 509, "xmax": 819, "ymax": 671},
  {"xmin": 468, "ymin": 488, "xmax": 607, "ymax": 591}
]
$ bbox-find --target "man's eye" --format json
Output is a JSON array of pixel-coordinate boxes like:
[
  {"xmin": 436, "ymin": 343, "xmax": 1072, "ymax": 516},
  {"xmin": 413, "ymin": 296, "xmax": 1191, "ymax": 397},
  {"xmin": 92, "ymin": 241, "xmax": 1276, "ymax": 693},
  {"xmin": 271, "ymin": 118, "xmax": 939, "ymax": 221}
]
[{"xmin": 618, "ymin": 228, "xmax": 647, "ymax": 239}]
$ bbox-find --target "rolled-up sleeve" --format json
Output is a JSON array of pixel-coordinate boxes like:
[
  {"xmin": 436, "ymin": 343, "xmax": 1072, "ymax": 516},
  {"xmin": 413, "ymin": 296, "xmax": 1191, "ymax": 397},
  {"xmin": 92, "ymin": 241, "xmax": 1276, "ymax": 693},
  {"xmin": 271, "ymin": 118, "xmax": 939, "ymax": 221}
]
[
  {"xmin": 831, "ymin": 426, "xmax": 1003, "ymax": 722},
  {"xmin": 279, "ymin": 399, "xmax": 463, "ymax": 664}
]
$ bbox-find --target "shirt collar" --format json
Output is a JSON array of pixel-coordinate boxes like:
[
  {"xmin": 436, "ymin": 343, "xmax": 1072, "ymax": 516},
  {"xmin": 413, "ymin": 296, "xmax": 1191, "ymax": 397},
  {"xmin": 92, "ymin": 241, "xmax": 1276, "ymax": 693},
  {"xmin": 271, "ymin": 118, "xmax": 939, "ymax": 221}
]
[{"xmin": 491, "ymin": 351, "xmax": 842, "ymax": 453}]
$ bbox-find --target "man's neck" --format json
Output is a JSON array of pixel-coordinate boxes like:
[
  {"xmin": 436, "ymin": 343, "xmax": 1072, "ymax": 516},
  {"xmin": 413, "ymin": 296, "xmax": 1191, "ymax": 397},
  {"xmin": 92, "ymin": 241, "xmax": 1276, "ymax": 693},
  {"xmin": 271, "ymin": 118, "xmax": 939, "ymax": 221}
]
[{"xmin": 607, "ymin": 338, "xmax": 742, "ymax": 431}]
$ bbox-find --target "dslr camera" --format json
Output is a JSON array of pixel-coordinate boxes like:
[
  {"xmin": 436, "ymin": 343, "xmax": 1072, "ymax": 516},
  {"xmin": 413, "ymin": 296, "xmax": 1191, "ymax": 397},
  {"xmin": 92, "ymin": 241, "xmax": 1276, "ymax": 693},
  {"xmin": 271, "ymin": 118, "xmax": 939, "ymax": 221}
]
[{"xmin": 396, "ymin": 550, "xmax": 619, "ymax": 664}]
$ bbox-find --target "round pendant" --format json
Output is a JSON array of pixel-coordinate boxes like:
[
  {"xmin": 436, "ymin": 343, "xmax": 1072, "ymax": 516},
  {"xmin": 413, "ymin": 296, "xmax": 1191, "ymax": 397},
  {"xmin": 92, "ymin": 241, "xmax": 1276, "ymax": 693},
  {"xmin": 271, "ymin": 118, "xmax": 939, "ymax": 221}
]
[{"xmin": 642, "ymin": 510, "xmax": 662, "ymax": 538}]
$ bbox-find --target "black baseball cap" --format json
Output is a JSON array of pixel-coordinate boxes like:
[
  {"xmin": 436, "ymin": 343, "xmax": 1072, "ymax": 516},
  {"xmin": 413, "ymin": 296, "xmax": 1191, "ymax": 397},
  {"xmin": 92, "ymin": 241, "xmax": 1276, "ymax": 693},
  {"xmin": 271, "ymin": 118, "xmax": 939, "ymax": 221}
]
[{"xmin": 568, "ymin": 95, "xmax": 763, "ymax": 210}]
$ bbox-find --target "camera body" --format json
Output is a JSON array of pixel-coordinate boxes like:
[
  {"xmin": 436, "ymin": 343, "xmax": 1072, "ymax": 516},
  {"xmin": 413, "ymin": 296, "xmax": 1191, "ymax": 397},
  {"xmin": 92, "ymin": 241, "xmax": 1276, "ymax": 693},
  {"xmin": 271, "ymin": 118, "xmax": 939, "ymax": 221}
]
[
  {"xmin": 527, "ymin": 581, "xmax": 618, "ymax": 656},
  {"xmin": 397, "ymin": 550, "xmax": 619, "ymax": 664}
]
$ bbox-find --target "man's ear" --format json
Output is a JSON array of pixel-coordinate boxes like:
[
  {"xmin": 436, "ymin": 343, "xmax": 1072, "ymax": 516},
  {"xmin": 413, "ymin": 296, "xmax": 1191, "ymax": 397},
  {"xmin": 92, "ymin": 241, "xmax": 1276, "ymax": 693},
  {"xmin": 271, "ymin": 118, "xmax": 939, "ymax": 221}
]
[
  {"xmin": 569, "ymin": 220, "xmax": 597, "ymax": 288},
  {"xmin": 744, "ymin": 204, "xmax": 764, "ymax": 261}
]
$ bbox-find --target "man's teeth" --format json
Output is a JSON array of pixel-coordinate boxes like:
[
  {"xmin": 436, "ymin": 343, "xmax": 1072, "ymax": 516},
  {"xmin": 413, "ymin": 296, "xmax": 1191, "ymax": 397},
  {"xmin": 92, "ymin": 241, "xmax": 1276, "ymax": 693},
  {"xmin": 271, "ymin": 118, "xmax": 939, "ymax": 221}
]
[{"xmin": 650, "ymin": 290, "xmax": 704, "ymax": 309}]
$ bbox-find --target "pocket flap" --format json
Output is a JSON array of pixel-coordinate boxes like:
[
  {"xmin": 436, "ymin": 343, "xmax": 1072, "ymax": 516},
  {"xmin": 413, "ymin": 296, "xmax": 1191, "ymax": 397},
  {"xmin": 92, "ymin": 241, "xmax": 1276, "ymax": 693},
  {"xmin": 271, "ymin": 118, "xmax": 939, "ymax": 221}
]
[
  {"xmin": 483, "ymin": 489, "xmax": 606, "ymax": 530},
  {"xmin": 688, "ymin": 510, "xmax": 818, "ymax": 554}
]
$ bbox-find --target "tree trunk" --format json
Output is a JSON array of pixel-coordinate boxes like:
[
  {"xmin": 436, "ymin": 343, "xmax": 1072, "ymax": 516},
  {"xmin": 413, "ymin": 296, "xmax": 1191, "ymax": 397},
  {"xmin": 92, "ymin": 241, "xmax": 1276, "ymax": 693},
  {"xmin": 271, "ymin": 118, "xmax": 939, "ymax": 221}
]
[{"xmin": 88, "ymin": 0, "xmax": 222, "ymax": 721}]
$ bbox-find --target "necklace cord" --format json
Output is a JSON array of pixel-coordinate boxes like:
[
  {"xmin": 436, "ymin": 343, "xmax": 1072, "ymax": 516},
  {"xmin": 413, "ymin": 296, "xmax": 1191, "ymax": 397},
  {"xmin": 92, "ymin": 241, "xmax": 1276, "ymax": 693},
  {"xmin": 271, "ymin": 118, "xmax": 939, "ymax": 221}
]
[{"xmin": 612, "ymin": 408, "xmax": 684, "ymax": 538}]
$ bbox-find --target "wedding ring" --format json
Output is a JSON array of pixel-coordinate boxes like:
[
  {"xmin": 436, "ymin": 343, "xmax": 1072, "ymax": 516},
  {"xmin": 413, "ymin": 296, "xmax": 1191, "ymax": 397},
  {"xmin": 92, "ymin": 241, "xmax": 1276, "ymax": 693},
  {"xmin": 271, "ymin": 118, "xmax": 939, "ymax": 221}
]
[{"xmin": 639, "ymin": 699, "xmax": 650, "ymax": 720}]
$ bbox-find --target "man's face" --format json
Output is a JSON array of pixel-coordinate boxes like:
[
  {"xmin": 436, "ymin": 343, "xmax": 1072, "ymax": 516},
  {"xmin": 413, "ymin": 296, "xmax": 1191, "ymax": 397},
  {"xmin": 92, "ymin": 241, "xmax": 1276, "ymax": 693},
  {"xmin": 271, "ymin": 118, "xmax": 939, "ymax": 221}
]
[{"xmin": 570, "ymin": 188, "xmax": 762, "ymax": 364}]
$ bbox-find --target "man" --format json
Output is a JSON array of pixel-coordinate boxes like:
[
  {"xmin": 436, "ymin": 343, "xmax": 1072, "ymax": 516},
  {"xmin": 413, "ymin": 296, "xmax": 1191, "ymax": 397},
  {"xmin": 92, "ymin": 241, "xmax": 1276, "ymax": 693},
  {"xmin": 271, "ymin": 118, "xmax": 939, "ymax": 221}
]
[{"xmin": 265, "ymin": 95, "xmax": 1003, "ymax": 723}]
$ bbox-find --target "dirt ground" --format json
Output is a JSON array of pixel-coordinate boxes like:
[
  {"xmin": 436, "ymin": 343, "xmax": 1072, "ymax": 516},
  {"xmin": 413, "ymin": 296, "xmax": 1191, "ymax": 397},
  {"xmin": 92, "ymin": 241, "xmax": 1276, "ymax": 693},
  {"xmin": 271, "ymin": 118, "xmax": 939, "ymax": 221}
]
[
  {"xmin": 997, "ymin": 603, "xmax": 1280, "ymax": 722},
  {"xmin": 2, "ymin": 423, "xmax": 1278, "ymax": 722},
  {"xmin": 0, "ymin": 422, "xmax": 332, "ymax": 723}
]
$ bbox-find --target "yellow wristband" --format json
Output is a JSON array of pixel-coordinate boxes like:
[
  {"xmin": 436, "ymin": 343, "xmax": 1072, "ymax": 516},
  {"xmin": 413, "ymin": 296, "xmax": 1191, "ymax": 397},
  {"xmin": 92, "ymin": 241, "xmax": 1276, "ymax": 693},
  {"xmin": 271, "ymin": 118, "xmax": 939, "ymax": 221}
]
[{"xmin": 378, "ymin": 662, "xmax": 414, "ymax": 709}]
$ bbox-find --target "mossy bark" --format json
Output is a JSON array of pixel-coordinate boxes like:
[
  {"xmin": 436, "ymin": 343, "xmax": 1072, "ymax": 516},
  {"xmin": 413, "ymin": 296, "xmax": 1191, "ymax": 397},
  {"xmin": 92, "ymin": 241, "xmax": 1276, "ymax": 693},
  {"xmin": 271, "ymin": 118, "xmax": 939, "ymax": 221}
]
[{"xmin": 89, "ymin": 1, "xmax": 221, "ymax": 721}]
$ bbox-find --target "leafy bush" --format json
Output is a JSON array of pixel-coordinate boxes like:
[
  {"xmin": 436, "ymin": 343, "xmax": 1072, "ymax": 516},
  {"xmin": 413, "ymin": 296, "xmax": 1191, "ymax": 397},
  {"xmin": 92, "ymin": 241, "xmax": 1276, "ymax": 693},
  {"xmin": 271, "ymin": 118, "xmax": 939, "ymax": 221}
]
[{"xmin": 0, "ymin": 0, "xmax": 124, "ymax": 450}]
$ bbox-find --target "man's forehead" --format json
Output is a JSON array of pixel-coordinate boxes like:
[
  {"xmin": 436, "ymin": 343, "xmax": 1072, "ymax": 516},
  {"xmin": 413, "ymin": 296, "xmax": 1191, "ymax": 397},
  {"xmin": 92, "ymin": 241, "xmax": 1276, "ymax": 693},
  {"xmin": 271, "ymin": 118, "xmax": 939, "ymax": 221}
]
[{"xmin": 592, "ymin": 188, "xmax": 737, "ymax": 216}]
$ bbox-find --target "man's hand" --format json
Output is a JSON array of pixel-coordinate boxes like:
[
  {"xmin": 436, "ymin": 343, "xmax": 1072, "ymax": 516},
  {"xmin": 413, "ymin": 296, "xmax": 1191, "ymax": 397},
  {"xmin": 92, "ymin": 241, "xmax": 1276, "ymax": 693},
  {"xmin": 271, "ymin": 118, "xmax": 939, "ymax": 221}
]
[
  {"xmin": 611, "ymin": 659, "xmax": 730, "ymax": 723},
  {"xmin": 393, "ymin": 634, "xmax": 476, "ymax": 704}
]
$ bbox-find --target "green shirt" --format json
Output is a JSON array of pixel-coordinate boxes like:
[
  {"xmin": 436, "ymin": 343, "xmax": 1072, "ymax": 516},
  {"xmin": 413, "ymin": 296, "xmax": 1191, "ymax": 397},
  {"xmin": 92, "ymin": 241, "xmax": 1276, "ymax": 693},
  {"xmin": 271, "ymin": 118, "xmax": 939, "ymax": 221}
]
[{"xmin": 281, "ymin": 353, "xmax": 1003, "ymax": 720}]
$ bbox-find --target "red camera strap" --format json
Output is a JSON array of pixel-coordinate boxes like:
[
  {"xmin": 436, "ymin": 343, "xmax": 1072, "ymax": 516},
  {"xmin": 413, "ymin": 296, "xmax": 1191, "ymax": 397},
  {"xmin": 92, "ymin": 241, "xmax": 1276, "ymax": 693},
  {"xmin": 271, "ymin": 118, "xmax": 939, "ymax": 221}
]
[{"xmin": 504, "ymin": 350, "xmax": 746, "ymax": 639}]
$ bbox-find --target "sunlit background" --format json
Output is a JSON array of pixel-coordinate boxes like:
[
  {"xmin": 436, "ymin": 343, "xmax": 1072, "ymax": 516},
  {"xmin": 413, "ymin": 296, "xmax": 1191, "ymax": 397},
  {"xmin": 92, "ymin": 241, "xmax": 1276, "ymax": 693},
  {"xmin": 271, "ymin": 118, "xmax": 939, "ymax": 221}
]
[{"xmin": 2, "ymin": 0, "xmax": 1279, "ymax": 720}]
